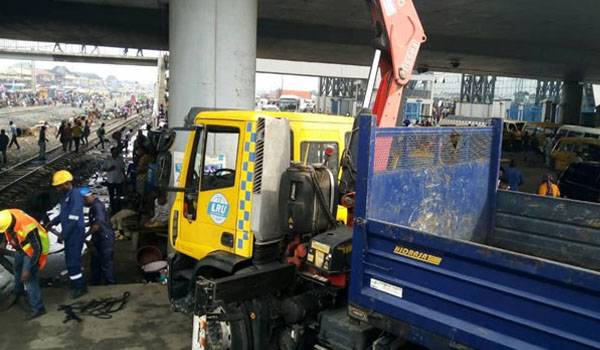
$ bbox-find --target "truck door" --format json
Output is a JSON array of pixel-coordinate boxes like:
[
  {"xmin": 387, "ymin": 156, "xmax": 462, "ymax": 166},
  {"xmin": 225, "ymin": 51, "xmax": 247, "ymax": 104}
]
[
  {"xmin": 194, "ymin": 123, "xmax": 242, "ymax": 256},
  {"xmin": 175, "ymin": 122, "xmax": 243, "ymax": 259}
]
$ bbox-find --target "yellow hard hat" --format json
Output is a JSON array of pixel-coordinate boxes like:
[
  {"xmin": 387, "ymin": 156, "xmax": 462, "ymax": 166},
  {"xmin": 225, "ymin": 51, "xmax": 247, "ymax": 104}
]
[
  {"xmin": 52, "ymin": 170, "xmax": 74, "ymax": 186},
  {"xmin": 0, "ymin": 210, "xmax": 13, "ymax": 233}
]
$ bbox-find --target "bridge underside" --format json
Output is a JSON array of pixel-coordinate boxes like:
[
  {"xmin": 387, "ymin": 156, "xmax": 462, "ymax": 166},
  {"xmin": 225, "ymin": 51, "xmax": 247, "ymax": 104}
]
[{"xmin": 1, "ymin": 0, "xmax": 599, "ymax": 82}]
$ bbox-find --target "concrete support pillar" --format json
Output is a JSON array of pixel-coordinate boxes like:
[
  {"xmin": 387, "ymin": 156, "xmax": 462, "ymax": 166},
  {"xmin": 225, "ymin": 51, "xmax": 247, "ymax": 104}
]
[
  {"xmin": 560, "ymin": 81, "xmax": 583, "ymax": 125},
  {"xmin": 169, "ymin": 0, "xmax": 258, "ymax": 149}
]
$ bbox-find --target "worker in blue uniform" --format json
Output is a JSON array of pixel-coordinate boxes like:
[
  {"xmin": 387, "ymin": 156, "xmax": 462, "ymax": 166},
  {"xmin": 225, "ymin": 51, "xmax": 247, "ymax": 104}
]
[
  {"xmin": 46, "ymin": 170, "xmax": 87, "ymax": 299},
  {"xmin": 80, "ymin": 187, "xmax": 116, "ymax": 285}
]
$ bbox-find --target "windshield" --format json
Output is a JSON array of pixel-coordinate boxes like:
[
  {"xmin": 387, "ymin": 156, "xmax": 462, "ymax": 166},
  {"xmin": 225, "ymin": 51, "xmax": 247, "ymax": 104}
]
[
  {"xmin": 201, "ymin": 126, "xmax": 240, "ymax": 191},
  {"xmin": 301, "ymin": 141, "xmax": 340, "ymax": 173}
]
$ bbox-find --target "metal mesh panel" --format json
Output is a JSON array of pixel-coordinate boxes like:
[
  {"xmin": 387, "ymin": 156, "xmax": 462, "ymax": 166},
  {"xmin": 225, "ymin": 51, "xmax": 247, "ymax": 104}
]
[{"xmin": 367, "ymin": 127, "xmax": 494, "ymax": 242}]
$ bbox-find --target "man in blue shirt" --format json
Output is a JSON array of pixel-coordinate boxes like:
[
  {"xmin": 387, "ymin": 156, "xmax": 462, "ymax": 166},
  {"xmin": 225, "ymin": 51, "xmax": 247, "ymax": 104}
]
[
  {"xmin": 80, "ymin": 187, "xmax": 115, "ymax": 285},
  {"xmin": 46, "ymin": 170, "xmax": 87, "ymax": 299},
  {"xmin": 504, "ymin": 159, "xmax": 524, "ymax": 192}
]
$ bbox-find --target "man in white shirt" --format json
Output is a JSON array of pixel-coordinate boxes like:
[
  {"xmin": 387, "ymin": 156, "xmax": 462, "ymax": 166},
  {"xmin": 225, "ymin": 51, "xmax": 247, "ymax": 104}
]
[
  {"xmin": 8, "ymin": 121, "xmax": 20, "ymax": 150},
  {"xmin": 144, "ymin": 193, "xmax": 169, "ymax": 228},
  {"xmin": 102, "ymin": 147, "xmax": 126, "ymax": 213}
]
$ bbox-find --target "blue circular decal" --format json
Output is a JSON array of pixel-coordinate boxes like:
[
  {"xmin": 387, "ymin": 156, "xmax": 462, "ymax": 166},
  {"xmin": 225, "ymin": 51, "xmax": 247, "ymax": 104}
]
[{"xmin": 207, "ymin": 193, "xmax": 229, "ymax": 224}]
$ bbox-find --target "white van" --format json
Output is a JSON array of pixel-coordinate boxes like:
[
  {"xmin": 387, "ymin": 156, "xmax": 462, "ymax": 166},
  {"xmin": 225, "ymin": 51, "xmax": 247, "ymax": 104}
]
[{"xmin": 555, "ymin": 125, "xmax": 600, "ymax": 141}]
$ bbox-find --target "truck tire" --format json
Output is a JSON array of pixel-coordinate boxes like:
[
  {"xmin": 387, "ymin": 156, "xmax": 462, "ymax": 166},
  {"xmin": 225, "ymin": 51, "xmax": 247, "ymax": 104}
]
[{"xmin": 205, "ymin": 303, "xmax": 252, "ymax": 350}]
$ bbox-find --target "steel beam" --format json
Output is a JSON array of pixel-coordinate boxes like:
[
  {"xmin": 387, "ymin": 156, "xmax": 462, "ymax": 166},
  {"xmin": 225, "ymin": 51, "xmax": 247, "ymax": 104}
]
[
  {"xmin": 319, "ymin": 77, "xmax": 367, "ymax": 100},
  {"xmin": 460, "ymin": 74, "xmax": 496, "ymax": 104},
  {"xmin": 535, "ymin": 80, "xmax": 562, "ymax": 104}
]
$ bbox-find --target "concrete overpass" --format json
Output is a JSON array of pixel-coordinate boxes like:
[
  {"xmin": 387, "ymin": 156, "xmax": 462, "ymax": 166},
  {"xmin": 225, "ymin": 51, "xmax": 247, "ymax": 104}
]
[
  {"xmin": 1, "ymin": 0, "xmax": 600, "ymax": 82},
  {"xmin": 0, "ymin": 45, "xmax": 371, "ymax": 79},
  {"xmin": 0, "ymin": 47, "xmax": 159, "ymax": 66}
]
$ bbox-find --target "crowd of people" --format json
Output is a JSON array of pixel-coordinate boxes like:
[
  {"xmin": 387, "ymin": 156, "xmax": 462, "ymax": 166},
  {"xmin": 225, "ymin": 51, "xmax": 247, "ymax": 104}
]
[
  {"xmin": 0, "ymin": 91, "xmax": 110, "ymax": 110},
  {"xmin": 105, "ymin": 123, "xmax": 170, "ymax": 241},
  {"xmin": 56, "ymin": 117, "xmax": 92, "ymax": 153},
  {"xmin": 0, "ymin": 97, "xmax": 153, "ymax": 168}
]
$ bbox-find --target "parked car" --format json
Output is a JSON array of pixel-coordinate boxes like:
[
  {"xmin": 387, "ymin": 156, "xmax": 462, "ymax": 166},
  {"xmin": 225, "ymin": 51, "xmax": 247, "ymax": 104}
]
[
  {"xmin": 551, "ymin": 137, "xmax": 600, "ymax": 172},
  {"xmin": 558, "ymin": 161, "xmax": 600, "ymax": 203}
]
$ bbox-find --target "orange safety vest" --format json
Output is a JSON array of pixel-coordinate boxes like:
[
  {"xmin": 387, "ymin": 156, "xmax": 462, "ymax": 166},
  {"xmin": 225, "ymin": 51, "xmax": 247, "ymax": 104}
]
[{"xmin": 4, "ymin": 209, "xmax": 50, "ymax": 269}]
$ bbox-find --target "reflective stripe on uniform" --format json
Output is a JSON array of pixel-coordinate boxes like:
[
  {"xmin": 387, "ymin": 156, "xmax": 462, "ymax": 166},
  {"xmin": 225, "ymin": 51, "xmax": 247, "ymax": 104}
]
[
  {"xmin": 22, "ymin": 243, "xmax": 32, "ymax": 253},
  {"xmin": 69, "ymin": 273, "xmax": 83, "ymax": 280},
  {"xmin": 16, "ymin": 223, "xmax": 37, "ymax": 239},
  {"xmin": 68, "ymin": 215, "xmax": 79, "ymax": 221}
]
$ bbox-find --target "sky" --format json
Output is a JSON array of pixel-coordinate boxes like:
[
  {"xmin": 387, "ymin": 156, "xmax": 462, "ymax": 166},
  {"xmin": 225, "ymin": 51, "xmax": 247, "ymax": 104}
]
[
  {"xmin": 0, "ymin": 58, "xmax": 319, "ymax": 92},
  {"xmin": 0, "ymin": 58, "xmax": 158, "ymax": 83},
  {"xmin": 255, "ymin": 73, "xmax": 318, "ymax": 93},
  {"xmin": 0, "ymin": 40, "xmax": 320, "ymax": 91}
]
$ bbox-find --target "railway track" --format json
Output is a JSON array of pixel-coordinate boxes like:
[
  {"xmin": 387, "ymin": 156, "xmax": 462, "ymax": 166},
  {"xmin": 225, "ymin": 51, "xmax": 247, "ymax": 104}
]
[{"xmin": 0, "ymin": 114, "xmax": 145, "ymax": 202}]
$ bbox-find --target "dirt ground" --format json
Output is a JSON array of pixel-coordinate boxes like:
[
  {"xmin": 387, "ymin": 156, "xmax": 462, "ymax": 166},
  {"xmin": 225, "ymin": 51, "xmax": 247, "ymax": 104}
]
[
  {"xmin": 0, "ymin": 283, "xmax": 192, "ymax": 350},
  {"xmin": 0, "ymin": 105, "xmax": 83, "ymax": 126},
  {"xmin": 0, "ymin": 105, "xmax": 82, "ymax": 167},
  {"xmin": 0, "ymin": 101, "xmax": 126, "ymax": 168}
]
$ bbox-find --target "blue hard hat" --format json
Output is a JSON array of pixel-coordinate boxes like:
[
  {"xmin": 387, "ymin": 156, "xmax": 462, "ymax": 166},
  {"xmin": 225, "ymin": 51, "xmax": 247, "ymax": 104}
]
[{"xmin": 79, "ymin": 186, "xmax": 92, "ymax": 197}]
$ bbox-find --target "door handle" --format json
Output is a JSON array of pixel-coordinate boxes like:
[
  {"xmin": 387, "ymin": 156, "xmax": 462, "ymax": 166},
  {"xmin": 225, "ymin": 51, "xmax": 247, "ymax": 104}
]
[{"xmin": 221, "ymin": 232, "xmax": 234, "ymax": 248}]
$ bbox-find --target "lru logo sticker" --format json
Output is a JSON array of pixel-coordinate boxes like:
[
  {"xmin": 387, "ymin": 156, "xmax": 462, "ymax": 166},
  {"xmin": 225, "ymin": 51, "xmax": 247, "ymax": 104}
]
[{"xmin": 207, "ymin": 193, "xmax": 229, "ymax": 224}]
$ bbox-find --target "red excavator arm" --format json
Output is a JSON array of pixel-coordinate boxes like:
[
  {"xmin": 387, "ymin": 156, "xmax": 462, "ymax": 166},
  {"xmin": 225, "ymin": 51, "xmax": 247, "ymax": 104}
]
[
  {"xmin": 368, "ymin": 0, "xmax": 426, "ymax": 127},
  {"xmin": 339, "ymin": 0, "xmax": 426, "ymax": 221}
]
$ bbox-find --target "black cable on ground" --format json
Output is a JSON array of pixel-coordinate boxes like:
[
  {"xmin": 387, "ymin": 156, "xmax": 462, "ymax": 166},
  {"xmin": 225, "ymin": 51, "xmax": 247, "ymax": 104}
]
[{"xmin": 58, "ymin": 291, "xmax": 130, "ymax": 323}]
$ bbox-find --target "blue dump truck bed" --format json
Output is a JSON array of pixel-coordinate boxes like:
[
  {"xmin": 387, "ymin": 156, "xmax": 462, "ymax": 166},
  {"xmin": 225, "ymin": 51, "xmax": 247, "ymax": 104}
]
[{"xmin": 348, "ymin": 116, "xmax": 600, "ymax": 350}]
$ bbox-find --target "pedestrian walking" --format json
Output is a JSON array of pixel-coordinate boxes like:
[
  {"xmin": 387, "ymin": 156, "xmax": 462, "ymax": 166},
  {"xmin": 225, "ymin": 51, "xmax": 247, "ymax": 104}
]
[
  {"xmin": 46, "ymin": 170, "xmax": 87, "ymax": 299},
  {"xmin": 38, "ymin": 125, "xmax": 49, "ymax": 161},
  {"xmin": 96, "ymin": 123, "xmax": 106, "ymax": 150},
  {"xmin": 504, "ymin": 160, "xmax": 524, "ymax": 192},
  {"xmin": 0, "ymin": 209, "xmax": 49, "ymax": 319},
  {"xmin": 538, "ymin": 174, "xmax": 561, "ymax": 197},
  {"xmin": 72, "ymin": 120, "xmax": 83, "ymax": 153},
  {"xmin": 8, "ymin": 121, "xmax": 20, "ymax": 150},
  {"xmin": 0, "ymin": 129, "xmax": 9, "ymax": 165},
  {"xmin": 83, "ymin": 120, "xmax": 91, "ymax": 145},
  {"xmin": 102, "ymin": 147, "xmax": 126, "ymax": 213},
  {"xmin": 80, "ymin": 187, "xmax": 115, "ymax": 285},
  {"xmin": 64, "ymin": 122, "xmax": 73, "ymax": 152},
  {"xmin": 56, "ymin": 121, "xmax": 65, "ymax": 151},
  {"xmin": 122, "ymin": 128, "xmax": 132, "ymax": 152},
  {"xmin": 111, "ymin": 130, "xmax": 124, "ymax": 155}
]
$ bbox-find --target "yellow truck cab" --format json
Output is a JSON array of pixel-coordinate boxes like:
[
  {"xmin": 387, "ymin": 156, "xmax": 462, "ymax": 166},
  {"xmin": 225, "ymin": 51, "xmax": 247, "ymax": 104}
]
[{"xmin": 169, "ymin": 110, "xmax": 353, "ymax": 284}]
